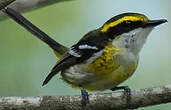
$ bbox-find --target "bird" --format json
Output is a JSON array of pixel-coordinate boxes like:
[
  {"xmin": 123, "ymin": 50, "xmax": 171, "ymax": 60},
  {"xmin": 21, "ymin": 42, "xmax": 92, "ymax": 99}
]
[{"xmin": 2, "ymin": 7, "xmax": 167, "ymax": 106}]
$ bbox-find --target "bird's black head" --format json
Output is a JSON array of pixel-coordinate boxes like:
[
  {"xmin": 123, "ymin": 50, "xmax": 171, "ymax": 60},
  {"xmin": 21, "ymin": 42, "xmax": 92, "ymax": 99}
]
[{"xmin": 101, "ymin": 13, "xmax": 167, "ymax": 38}]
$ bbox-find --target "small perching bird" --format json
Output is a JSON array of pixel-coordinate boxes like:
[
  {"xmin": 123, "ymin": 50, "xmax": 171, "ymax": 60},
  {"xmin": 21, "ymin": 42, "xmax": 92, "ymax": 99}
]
[{"xmin": 2, "ymin": 7, "xmax": 167, "ymax": 106}]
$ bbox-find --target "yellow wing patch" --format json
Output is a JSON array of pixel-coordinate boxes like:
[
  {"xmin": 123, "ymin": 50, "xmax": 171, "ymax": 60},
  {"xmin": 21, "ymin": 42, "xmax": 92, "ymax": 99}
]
[{"xmin": 101, "ymin": 16, "xmax": 148, "ymax": 32}]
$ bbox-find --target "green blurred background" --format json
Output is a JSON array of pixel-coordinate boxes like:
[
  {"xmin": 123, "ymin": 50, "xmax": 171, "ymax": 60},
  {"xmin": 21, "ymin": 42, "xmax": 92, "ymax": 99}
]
[{"xmin": 0, "ymin": 0, "xmax": 170, "ymax": 109}]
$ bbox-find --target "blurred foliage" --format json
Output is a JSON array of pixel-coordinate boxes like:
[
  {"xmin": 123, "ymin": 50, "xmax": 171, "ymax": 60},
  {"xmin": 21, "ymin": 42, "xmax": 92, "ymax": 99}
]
[{"xmin": 0, "ymin": 0, "xmax": 170, "ymax": 109}]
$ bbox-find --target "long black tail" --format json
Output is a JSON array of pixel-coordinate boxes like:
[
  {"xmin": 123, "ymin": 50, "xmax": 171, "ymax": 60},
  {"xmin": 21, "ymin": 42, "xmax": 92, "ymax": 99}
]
[{"xmin": 2, "ymin": 7, "xmax": 68, "ymax": 55}]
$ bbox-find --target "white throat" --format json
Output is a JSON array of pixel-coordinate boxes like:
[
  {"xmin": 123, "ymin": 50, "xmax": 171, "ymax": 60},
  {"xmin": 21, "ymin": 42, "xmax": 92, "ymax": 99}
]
[{"xmin": 113, "ymin": 27, "xmax": 153, "ymax": 55}]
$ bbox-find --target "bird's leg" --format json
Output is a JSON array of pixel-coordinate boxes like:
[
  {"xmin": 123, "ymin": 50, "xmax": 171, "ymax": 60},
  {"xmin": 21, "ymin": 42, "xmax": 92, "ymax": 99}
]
[
  {"xmin": 111, "ymin": 86, "xmax": 131, "ymax": 102},
  {"xmin": 79, "ymin": 86, "xmax": 89, "ymax": 106}
]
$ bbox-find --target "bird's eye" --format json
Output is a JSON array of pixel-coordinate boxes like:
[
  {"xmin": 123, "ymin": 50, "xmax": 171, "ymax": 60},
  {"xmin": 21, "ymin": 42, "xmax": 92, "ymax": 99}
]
[
  {"xmin": 125, "ymin": 20, "xmax": 132, "ymax": 24},
  {"xmin": 121, "ymin": 20, "xmax": 133, "ymax": 27}
]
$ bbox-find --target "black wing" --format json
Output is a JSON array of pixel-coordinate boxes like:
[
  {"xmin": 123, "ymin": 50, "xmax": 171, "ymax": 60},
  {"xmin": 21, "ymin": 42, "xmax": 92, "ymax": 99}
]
[
  {"xmin": 42, "ymin": 52, "xmax": 78, "ymax": 86},
  {"xmin": 42, "ymin": 30, "xmax": 109, "ymax": 86}
]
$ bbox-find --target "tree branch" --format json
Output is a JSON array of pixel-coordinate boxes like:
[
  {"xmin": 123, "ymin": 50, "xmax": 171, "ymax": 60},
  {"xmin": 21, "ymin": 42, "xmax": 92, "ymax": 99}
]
[
  {"xmin": 0, "ymin": 0, "xmax": 73, "ymax": 20},
  {"xmin": 0, "ymin": 85, "xmax": 171, "ymax": 110}
]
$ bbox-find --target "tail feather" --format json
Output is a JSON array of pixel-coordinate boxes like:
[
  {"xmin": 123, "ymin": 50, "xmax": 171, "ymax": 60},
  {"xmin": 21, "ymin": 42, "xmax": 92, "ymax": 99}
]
[
  {"xmin": 2, "ymin": 7, "xmax": 68, "ymax": 56},
  {"xmin": 2, "ymin": 7, "xmax": 68, "ymax": 86}
]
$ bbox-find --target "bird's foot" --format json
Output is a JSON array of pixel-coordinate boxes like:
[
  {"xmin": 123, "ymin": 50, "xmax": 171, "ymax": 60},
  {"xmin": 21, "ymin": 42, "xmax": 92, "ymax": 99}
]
[
  {"xmin": 111, "ymin": 86, "xmax": 131, "ymax": 102},
  {"xmin": 80, "ymin": 86, "xmax": 89, "ymax": 106}
]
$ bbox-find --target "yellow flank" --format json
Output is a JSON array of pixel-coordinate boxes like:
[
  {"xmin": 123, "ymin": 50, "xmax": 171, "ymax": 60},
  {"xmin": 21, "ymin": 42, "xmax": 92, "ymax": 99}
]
[
  {"xmin": 109, "ymin": 63, "xmax": 137, "ymax": 84},
  {"xmin": 88, "ymin": 44, "xmax": 120, "ymax": 76},
  {"xmin": 101, "ymin": 15, "xmax": 148, "ymax": 32},
  {"xmin": 85, "ymin": 43, "xmax": 138, "ymax": 91}
]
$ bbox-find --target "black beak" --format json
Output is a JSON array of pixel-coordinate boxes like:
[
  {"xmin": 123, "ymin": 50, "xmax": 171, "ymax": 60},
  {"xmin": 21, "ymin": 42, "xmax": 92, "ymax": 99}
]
[{"xmin": 144, "ymin": 19, "xmax": 168, "ymax": 27}]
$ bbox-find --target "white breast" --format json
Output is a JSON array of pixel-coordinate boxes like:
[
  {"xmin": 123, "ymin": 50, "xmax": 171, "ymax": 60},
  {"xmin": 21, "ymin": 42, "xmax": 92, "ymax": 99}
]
[{"xmin": 113, "ymin": 27, "xmax": 153, "ymax": 55}]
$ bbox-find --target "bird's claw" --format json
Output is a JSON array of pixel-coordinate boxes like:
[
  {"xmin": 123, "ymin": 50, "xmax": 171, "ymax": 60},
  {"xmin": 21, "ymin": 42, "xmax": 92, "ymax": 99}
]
[{"xmin": 80, "ymin": 87, "xmax": 89, "ymax": 106}]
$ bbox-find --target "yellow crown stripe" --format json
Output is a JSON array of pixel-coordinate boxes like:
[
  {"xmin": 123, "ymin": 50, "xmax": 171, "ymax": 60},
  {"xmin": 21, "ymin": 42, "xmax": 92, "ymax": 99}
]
[{"xmin": 101, "ymin": 16, "xmax": 146, "ymax": 33}]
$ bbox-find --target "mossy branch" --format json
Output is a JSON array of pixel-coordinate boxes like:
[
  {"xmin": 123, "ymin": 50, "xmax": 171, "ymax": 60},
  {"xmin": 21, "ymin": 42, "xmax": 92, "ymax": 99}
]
[{"xmin": 0, "ymin": 85, "xmax": 171, "ymax": 110}]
